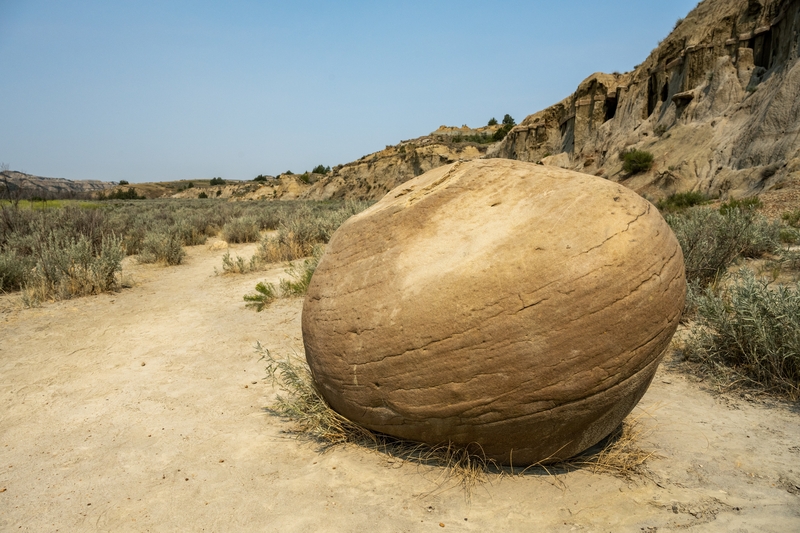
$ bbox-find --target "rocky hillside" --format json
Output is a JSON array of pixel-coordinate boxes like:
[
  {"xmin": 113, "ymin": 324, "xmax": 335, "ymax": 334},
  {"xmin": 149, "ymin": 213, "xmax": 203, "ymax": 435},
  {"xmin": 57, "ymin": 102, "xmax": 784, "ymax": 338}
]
[
  {"xmin": 0, "ymin": 171, "xmax": 114, "ymax": 199},
  {"xmin": 304, "ymin": 0, "xmax": 800, "ymax": 203},
  {"xmin": 301, "ymin": 130, "xmax": 496, "ymax": 201},
  {"xmin": 490, "ymin": 0, "xmax": 800, "ymax": 201}
]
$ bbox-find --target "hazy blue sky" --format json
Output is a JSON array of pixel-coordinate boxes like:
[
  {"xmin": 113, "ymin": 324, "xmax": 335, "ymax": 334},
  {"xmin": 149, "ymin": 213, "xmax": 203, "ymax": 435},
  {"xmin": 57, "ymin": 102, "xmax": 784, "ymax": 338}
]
[{"xmin": 0, "ymin": 0, "xmax": 699, "ymax": 183}]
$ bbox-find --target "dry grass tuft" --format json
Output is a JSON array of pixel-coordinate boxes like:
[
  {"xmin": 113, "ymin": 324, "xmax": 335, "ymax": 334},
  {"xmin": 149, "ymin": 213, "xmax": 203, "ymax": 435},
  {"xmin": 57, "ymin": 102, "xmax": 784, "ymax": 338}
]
[
  {"xmin": 552, "ymin": 412, "xmax": 659, "ymax": 482},
  {"xmin": 257, "ymin": 344, "xmax": 659, "ymax": 495}
]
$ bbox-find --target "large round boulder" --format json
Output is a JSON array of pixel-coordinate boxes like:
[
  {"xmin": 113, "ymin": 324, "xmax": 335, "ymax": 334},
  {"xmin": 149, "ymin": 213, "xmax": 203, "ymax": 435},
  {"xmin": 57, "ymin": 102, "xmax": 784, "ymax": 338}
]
[{"xmin": 302, "ymin": 159, "xmax": 685, "ymax": 465}]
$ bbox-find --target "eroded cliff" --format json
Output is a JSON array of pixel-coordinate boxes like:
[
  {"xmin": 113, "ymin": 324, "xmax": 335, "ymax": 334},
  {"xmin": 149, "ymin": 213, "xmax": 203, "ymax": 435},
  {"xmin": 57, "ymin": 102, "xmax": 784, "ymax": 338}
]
[{"xmin": 490, "ymin": 0, "xmax": 800, "ymax": 200}]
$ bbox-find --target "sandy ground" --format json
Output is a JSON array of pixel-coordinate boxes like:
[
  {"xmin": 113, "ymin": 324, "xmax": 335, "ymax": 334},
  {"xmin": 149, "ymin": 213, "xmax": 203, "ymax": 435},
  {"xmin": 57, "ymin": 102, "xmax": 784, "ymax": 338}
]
[{"xmin": 1, "ymin": 241, "xmax": 799, "ymax": 532}]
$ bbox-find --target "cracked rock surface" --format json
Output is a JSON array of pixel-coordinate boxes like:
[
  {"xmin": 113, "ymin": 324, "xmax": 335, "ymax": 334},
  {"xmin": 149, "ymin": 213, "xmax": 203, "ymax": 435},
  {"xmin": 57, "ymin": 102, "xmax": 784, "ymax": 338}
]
[{"xmin": 303, "ymin": 159, "xmax": 686, "ymax": 464}]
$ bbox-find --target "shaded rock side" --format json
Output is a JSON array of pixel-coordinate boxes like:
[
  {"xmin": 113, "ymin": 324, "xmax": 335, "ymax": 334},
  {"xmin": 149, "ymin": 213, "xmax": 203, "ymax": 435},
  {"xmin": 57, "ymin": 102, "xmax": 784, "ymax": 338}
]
[
  {"xmin": 490, "ymin": 0, "xmax": 800, "ymax": 201},
  {"xmin": 302, "ymin": 159, "xmax": 686, "ymax": 465}
]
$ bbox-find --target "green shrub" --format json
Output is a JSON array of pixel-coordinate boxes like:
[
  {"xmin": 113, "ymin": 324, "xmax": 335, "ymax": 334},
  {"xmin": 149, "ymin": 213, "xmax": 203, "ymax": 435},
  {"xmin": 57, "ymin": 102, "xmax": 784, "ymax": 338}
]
[
  {"xmin": 119, "ymin": 180, "xmax": 129, "ymax": 185},
  {"xmin": 254, "ymin": 175, "xmax": 268, "ymax": 182},
  {"xmin": 491, "ymin": 115, "xmax": 516, "ymax": 142},
  {"xmin": 221, "ymin": 216, "xmax": 260, "ymax": 244},
  {"xmin": 210, "ymin": 177, "xmax": 225, "ymax": 186},
  {"xmin": 621, "ymin": 150, "xmax": 654, "ymax": 174},
  {"xmin": 99, "ymin": 188, "xmax": 145, "ymax": 201},
  {"xmin": 311, "ymin": 165, "xmax": 330, "ymax": 175},
  {"xmin": 243, "ymin": 281, "xmax": 278, "ymax": 311},
  {"xmin": 683, "ymin": 269, "xmax": 800, "ymax": 398},
  {"xmin": 198, "ymin": 191, "xmax": 208, "ymax": 199},
  {"xmin": 487, "ymin": 117, "xmax": 498, "ymax": 126},
  {"xmin": 656, "ymin": 191, "xmax": 709, "ymax": 213},
  {"xmin": 666, "ymin": 207, "xmax": 780, "ymax": 286}
]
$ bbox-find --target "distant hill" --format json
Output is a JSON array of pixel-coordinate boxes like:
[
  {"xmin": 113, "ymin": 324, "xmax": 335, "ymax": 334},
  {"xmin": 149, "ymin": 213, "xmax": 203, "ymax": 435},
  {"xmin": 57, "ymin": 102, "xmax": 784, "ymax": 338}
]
[{"xmin": 0, "ymin": 171, "xmax": 115, "ymax": 200}]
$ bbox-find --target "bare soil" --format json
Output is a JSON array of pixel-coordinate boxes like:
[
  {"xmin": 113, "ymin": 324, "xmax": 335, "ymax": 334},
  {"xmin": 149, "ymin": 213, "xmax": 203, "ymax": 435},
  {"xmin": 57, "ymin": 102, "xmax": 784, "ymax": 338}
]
[{"xmin": 1, "ymin": 241, "xmax": 798, "ymax": 532}]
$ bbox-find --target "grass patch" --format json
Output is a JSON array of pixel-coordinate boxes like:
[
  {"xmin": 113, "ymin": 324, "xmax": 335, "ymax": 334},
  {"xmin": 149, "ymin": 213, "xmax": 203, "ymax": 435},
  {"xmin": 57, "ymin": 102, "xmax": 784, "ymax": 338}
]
[
  {"xmin": 782, "ymin": 209, "xmax": 800, "ymax": 228},
  {"xmin": 256, "ymin": 345, "xmax": 659, "ymax": 495},
  {"xmin": 682, "ymin": 269, "xmax": 800, "ymax": 399},
  {"xmin": 220, "ymin": 252, "xmax": 259, "ymax": 274},
  {"xmin": 719, "ymin": 196, "xmax": 762, "ymax": 215}
]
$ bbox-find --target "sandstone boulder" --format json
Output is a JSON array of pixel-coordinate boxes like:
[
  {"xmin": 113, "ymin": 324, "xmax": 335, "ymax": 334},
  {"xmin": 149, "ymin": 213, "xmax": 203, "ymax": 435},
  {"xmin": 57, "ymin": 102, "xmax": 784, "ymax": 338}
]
[{"xmin": 302, "ymin": 159, "xmax": 685, "ymax": 465}]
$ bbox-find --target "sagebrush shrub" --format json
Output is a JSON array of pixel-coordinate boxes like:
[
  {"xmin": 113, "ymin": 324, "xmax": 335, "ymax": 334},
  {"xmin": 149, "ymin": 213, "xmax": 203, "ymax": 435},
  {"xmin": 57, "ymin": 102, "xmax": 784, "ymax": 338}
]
[
  {"xmin": 221, "ymin": 216, "xmax": 260, "ymax": 244},
  {"xmin": 0, "ymin": 249, "xmax": 32, "ymax": 291},
  {"xmin": 23, "ymin": 234, "xmax": 123, "ymax": 303},
  {"xmin": 666, "ymin": 207, "xmax": 780, "ymax": 286},
  {"xmin": 138, "ymin": 231, "xmax": 185, "ymax": 265},
  {"xmin": 683, "ymin": 269, "xmax": 800, "ymax": 398}
]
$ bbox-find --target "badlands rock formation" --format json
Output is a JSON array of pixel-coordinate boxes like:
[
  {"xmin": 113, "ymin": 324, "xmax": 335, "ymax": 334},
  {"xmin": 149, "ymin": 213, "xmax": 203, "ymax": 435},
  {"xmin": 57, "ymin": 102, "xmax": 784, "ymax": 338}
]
[
  {"xmin": 491, "ymin": 0, "xmax": 800, "ymax": 200},
  {"xmin": 302, "ymin": 159, "xmax": 686, "ymax": 465},
  {"xmin": 300, "ymin": 0, "xmax": 800, "ymax": 203}
]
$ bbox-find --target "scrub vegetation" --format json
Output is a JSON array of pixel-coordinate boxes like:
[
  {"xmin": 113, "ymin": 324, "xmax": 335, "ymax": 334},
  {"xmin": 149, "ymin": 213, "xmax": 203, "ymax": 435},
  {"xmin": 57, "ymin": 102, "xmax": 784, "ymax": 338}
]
[
  {"xmin": 662, "ymin": 197, "xmax": 800, "ymax": 398},
  {"xmin": 0, "ymin": 198, "xmax": 368, "ymax": 305}
]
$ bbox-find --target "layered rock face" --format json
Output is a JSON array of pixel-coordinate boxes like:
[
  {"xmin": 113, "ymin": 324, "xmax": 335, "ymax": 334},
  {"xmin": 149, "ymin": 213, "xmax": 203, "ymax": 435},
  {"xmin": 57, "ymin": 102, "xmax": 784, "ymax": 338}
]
[
  {"xmin": 491, "ymin": 0, "xmax": 800, "ymax": 200},
  {"xmin": 302, "ymin": 159, "xmax": 686, "ymax": 465},
  {"xmin": 0, "ymin": 171, "xmax": 114, "ymax": 198}
]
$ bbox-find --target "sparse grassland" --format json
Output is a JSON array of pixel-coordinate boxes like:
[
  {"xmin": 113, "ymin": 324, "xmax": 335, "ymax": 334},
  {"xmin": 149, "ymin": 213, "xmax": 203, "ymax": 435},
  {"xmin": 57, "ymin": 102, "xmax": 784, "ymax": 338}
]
[
  {"xmin": 0, "ymin": 198, "xmax": 368, "ymax": 305},
  {"xmin": 664, "ymin": 198, "xmax": 800, "ymax": 398}
]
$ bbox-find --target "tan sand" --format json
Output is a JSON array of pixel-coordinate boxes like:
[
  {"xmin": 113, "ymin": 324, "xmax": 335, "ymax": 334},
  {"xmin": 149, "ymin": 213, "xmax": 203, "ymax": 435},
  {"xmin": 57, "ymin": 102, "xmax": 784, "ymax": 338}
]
[{"xmin": 1, "ymin": 242, "xmax": 798, "ymax": 532}]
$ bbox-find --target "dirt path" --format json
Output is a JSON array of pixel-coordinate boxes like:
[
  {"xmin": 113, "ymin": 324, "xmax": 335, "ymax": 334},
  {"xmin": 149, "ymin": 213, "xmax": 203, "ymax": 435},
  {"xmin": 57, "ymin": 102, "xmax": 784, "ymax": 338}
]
[{"xmin": 1, "ymin": 242, "xmax": 798, "ymax": 532}]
